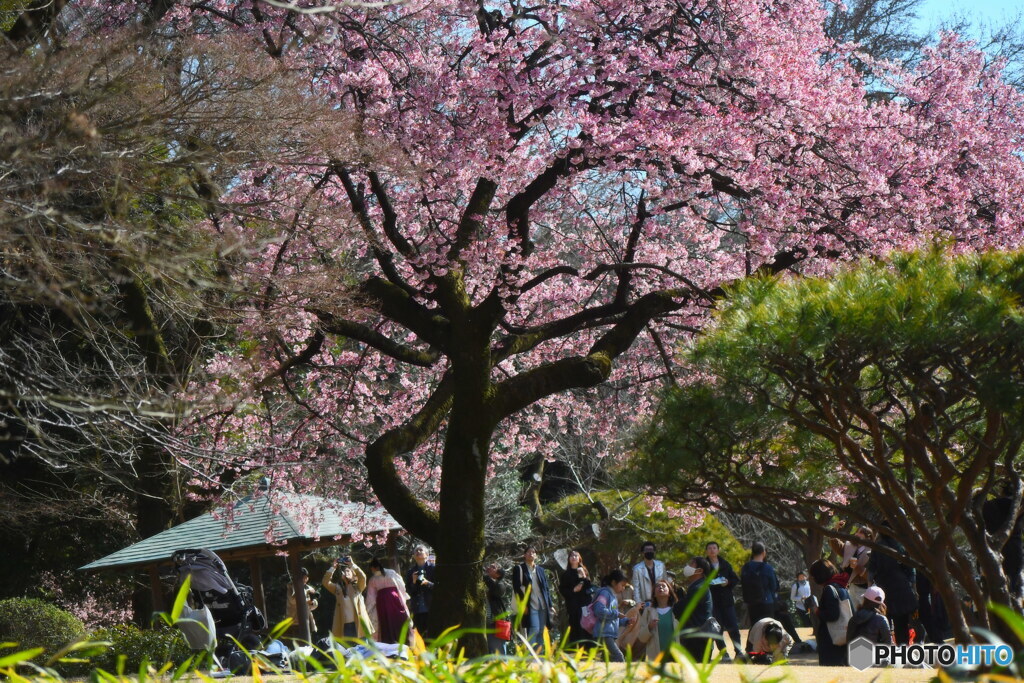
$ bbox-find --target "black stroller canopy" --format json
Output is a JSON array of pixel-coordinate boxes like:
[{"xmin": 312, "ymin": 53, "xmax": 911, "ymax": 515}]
[{"xmin": 174, "ymin": 549, "xmax": 236, "ymax": 597}]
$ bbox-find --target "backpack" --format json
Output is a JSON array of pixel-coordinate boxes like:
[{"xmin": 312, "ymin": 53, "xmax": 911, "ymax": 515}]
[
  {"xmin": 826, "ymin": 585, "xmax": 855, "ymax": 646},
  {"xmin": 580, "ymin": 588, "xmax": 608, "ymax": 635},
  {"xmin": 741, "ymin": 565, "xmax": 765, "ymax": 604}
]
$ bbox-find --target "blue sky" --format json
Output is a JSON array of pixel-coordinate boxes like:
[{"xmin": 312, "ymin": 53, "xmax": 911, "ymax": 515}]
[{"xmin": 916, "ymin": 0, "xmax": 1021, "ymax": 32}]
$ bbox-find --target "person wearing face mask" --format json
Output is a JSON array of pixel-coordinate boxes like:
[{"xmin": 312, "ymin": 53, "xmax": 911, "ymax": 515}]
[
  {"xmin": 790, "ymin": 571, "xmax": 812, "ymax": 627},
  {"xmin": 631, "ymin": 541, "xmax": 665, "ymax": 606},
  {"xmin": 675, "ymin": 556, "xmax": 718, "ymax": 662}
]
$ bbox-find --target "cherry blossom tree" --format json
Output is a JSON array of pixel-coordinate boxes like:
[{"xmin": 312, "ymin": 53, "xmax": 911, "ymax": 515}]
[{"xmin": 35, "ymin": 0, "xmax": 1024, "ymax": 648}]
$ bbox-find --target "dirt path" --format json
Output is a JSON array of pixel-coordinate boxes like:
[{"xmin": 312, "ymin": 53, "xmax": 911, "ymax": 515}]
[
  {"xmin": 701, "ymin": 663, "xmax": 935, "ymax": 682},
  {"xmin": 632, "ymin": 624, "xmax": 937, "ymax": 681}
]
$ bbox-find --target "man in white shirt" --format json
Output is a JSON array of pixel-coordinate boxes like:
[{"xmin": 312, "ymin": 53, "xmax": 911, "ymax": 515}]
[{"xmin": 631, "ymin": 541, "xmax": 666, "ymax": 605}]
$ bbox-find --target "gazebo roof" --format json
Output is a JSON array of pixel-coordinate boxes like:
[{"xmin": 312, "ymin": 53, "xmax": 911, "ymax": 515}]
[{"xmin": 80, "ymin": 491, "xmax": 400, "ymax": 571}]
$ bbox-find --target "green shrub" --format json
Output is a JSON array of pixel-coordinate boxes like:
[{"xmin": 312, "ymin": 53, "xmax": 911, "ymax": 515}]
[
  {"xmin": 544, "ymin": 492, "xmax": 746, "ymax": 574},
  {"xmin": 0, "ymin": 597, "xmax": 85, "ymax": 658},
  {"xmin": 87, "ymin": 623, "xmax": 193, "ymax": 673}
]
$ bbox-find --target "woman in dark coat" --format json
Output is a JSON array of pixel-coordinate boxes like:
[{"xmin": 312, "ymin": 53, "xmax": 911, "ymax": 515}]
[
  {"xmin": 809, "ymin": 559, "xmax": 851, "ymax": 666},
  {"xmin": 868, "ymin": 531, "xmax": 918, "ymax": 645},
  {"xmin": 558, "ymin": 550, "xmax": 593, "ymax": 645}
]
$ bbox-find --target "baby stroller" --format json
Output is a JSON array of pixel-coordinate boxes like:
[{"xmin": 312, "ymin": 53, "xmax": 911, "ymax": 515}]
[{"xmin": 172, "ymin": 548, "xmax": 278, "ymax": 674}]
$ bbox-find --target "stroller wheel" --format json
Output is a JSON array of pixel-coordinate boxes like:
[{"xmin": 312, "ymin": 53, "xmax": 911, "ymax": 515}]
[{"xmin": 225, "ymin": 649, "xmax": 251, "ymax": 676}]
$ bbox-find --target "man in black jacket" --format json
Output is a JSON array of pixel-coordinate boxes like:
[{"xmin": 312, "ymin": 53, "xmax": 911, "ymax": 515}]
[
  {"xmin": 706, "ymin": 541, "xmax": 742, "ymax": 660},
  {"xmin": 740, "ymin": 542, "xmax": 779, "ymax": 625},
  {"xmin": 405, "ymin": 545, "xmax": 436, "ymax": 639}
]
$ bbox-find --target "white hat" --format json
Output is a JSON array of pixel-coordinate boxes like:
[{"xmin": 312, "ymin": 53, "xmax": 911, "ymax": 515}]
[{"xmin": 863, "ymin": 585, "xmax": 886, "ymax": 604}]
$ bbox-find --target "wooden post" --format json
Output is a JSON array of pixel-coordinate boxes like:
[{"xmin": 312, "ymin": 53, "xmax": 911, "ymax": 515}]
[
  {"xmin": 148, "ymin": 565, "xmax": 165, "ymax": 614},
  {"xmin": 287, "ymin": 546, "xmax": 311, "ymax": 642},
  {"xmin": 248, "ymin": 558, "xmax": 266, "ymax": 616}
]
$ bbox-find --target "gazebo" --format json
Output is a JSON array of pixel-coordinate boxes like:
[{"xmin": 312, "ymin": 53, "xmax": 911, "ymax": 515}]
[{"xmin": 79, "ymin": 489, "xmax": 402, "ymax": 641}]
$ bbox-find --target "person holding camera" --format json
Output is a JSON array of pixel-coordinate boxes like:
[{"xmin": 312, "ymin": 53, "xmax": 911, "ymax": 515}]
[
  {"xmin": 404, "ymin": 545, "xmax": 436, "ymax": 639},
  {"xmin": 484, "ymin": 563, "xmax": 510, "ymax": 654},
  {"xmin": 322, "ymin": 555, "xmax": 371, "ymax": 640}
]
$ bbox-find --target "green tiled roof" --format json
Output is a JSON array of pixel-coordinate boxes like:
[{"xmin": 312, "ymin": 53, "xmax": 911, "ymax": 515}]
[{"xmin": 80, "ymin": 492, "xmax": 400, "ymax": 571}]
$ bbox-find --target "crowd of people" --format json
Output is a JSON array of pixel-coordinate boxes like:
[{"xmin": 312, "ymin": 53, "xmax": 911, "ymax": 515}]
[
  {"xmin": 285, "ymin": 544, "xmax": 437, "ymax": 645},
  {"xmin": 286, "ymin": 525, "xmax": 950, "ymax": 666},
  {"xmin": 492, "ymin": 527, "xmax": 950, "ymax": 666}
]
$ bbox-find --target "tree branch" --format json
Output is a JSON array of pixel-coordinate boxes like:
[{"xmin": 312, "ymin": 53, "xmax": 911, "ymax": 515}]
[
  {"xmin": 314, "ymin": 311, "xmax": 440, "ymax": 366},
  {"xmin": 365, "ymin": 375, "xmax": 453, "ymax": 544},
  {"xmin": 257, "ymin": 329, "xmax": 326, "ymax": 388},
  {"xmin": 505, "ymin": 152, "xmax": 591, "ymax": 257},
  {"xmin": 491, "ymin": 290, "xmax": 683, "ymax": 420},
  {"xmin": 332, "ymin": 163, "xmax": 418, "ymax": 297},
  {"xmin": 367, "ymin": 171, "xmax": 415, "ymax": 259},
  {"xmin": 450, "ymin": 177, "xmax": 498, "ymax": 262},
  {"xmin": 361, "ymin": 276, "xmax": 451, "ymax": 352}
]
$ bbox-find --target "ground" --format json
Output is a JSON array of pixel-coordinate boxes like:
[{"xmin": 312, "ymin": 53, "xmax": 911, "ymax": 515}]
[
  {"xmin": 612, "ymin": 624, "xmax": 937, "ymax": 682},
  {"xmin": 701, "ymin": 664, "xmax": 933, "ymax": 682}
]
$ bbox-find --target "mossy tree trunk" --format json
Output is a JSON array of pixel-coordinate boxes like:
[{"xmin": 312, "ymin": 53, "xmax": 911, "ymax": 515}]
[{"xmin": 354, "ymin": 217, "xmax": 684, "ymax": 653}]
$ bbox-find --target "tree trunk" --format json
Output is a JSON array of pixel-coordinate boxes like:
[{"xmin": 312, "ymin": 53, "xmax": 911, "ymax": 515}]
[
  {"xmin": 930, "ymin": 560, "xmax": 973, "ymax": 644},
  {"xmin": 427, "ymin": 319, "xmax": 492, "ymax": 655},
  {"xmin": 135, "ymin": 438, "xmax": 174, "ymax": 539},
  {"xmin": 801, "ymin": 528, "xmax": 824, "ymax": 573},
  {"xmin": 430, "ymin": 492, "xmax": 487, "ymax": 653},
  {"xmin": 970, "ymin": 533, "xmax": 1021, "ymax": 647}
]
